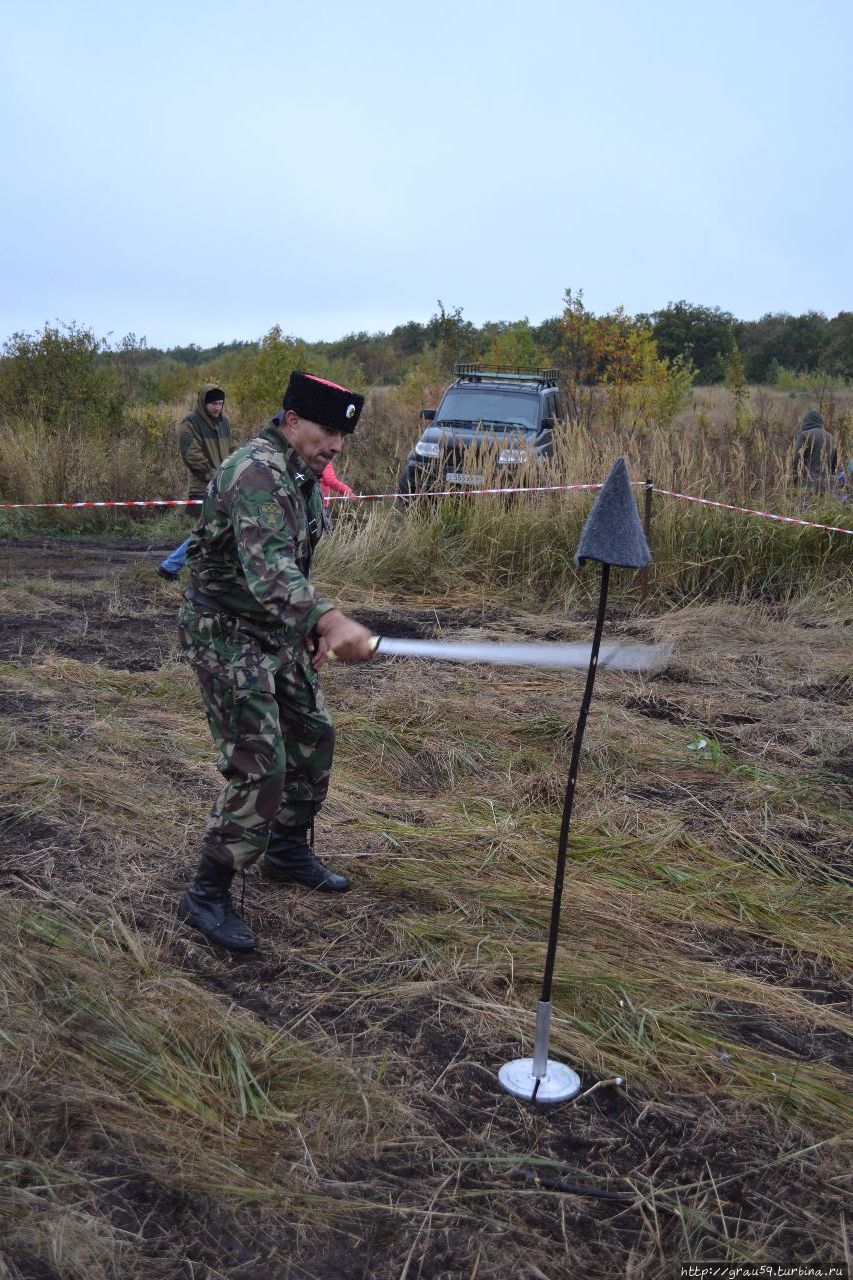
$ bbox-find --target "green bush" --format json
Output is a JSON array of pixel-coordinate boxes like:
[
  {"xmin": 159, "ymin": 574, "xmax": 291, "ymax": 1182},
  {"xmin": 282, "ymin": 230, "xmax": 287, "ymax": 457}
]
[{"xmin": 0, "ymin": 321, "xmax": 124, "ymax": 431}]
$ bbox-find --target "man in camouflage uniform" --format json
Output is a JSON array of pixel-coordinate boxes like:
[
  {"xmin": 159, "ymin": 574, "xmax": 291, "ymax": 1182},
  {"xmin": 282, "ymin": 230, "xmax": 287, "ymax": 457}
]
[{"xmin": 177, "ymin": 371, "xmax": 375, "ymax": 952}]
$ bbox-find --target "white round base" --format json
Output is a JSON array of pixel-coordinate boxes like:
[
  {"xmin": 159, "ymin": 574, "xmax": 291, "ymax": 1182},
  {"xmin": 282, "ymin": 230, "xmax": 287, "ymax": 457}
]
[{"xmin": 498, "ymin": 1057, "xmax": 581, "ymax": 1104}]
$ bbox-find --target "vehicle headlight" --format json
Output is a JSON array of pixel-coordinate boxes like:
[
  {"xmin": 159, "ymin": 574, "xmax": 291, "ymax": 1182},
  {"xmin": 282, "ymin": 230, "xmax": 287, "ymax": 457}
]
[
  {"xmin": 498, "ymin": 449, "xmax": 527, "ymax": 464},
  {"xmin": 415, "ymin": 440, "xmax": 441, "ymax": 459}
]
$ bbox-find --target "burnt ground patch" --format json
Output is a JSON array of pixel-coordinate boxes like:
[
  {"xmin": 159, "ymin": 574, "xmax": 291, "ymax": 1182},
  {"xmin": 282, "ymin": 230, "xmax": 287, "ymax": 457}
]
[
  {"xmin": 1, "ymin": 541, "xmax": 526, "ymax": 668},
  {"xmin": 347, "ymin": 608, "xmax": 434, "ymax": 640},
  {"xmin": 0, "ymin": 536, "xmax": 177, "ymax": 666},
  {"xmin": 0, "ymin": 808, "xmax": 84, "ymax": 855},
  {"xmin": 688, "ymin": 926, "xmax": 853, "ymax": 1007},
  {"xmin": 0, "ymin": 688, "xmax": 49, "ymax": 717},
  {"xmin": 701, "ymin": 998, "xmax": 852, "ymax": 1073},
  {"xmin": 0, "ymin": 809, "xmax": 95, "ymax": 897},
  {"xmin": 2, "ymin": 1162, "xmax": 365, "ymax": 1280},
  {"xmin": 0, "ymin": 536, "xmax": 169, "ymax": 581},
  {"xmin": 827, "ymin": 744, "xmax": 853, "ymax": 783},
  {"xmin": 678, "ymin": 926, "xmax": 853, "ymax": 1073},
  {"xmin": 348, "ymin": 603, "xmax": 518, "ymax": 640},
  {"xmin": 0, "ymin": 604, "xmax": 173, "ymax": 669},
  {"xmin": 624, "ymin": 692, "xmax": 691, "ymax": 724}
]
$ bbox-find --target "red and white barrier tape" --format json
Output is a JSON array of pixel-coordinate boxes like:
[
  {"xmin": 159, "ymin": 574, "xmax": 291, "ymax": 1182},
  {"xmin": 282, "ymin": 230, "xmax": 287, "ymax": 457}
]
[
  {"xmin": 0, "ymin": 481, "xmax": 604, "ymax": 510},
  {"xmin": 651, "ymin": 487, "xmax": 853, "ymax": 536},
  {"xmin": 335, "ymin": 481, "xmax": 606, "ymax": 501},
  {"xmin": 0, "ymin": 498, "xmax": 202, "ymax": 509},
  {"xmin": 1, "ymin": 482, "xmax": 850, "ymax": 536}
]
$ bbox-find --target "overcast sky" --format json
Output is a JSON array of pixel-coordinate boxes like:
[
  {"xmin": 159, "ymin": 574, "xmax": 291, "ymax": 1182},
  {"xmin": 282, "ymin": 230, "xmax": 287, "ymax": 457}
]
[{"xmin": 2, "ymin": 0, "xmax": 851, "ymax": 349}]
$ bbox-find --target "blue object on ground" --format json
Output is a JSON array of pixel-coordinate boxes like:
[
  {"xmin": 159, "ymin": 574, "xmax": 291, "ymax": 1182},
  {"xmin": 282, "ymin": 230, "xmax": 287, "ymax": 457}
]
[{"xmin": 159, "ymin": 537, "xmax": 191, "ymax": 575}]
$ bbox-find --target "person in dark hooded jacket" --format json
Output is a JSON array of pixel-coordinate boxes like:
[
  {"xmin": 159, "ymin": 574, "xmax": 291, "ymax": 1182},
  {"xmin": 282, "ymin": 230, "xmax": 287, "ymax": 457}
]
[
  {"xmin": 158, "ymin": 386, "xmax": 232, "ymax": 579},
  {"xmin": 792, "ymin": 409, "xmax": 837, "ymax": 497}
]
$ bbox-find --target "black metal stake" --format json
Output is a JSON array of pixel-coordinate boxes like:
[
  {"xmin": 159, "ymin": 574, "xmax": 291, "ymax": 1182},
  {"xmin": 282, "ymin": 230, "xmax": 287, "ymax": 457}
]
[
  {"xmin": 531, "ymin": 563, "xmax": 610, "ymax": 1101},
  {"xmin": 498, "ymin": 456, "xmax": 651, "ymax": 1105}
]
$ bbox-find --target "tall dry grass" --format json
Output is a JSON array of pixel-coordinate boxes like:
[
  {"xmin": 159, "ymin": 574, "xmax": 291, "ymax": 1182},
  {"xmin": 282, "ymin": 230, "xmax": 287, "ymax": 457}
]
[
  {"xmin": 1, "ymin": 383, "xmax": 849, "ymax": 508},
  {"xmin": 317, "ymin": 397, "xmax": 852, "ymax": 606},
  {"xmin": 1, "ymin": 385, "xmax": 850, "ymax": 605}
]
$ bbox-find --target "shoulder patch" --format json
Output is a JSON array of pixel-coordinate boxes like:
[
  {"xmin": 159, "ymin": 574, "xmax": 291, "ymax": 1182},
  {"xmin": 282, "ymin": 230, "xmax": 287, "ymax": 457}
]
[{"xmin": 257, "ymin": 501, "xmax": 284, "ymax": 531}]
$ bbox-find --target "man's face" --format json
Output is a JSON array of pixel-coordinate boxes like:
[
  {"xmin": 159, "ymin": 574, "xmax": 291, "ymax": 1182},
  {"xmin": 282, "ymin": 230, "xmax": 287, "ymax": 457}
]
[
  {"xmin": 283, "ymin": 410, "xmax": 344, "ymax": 475},
  {"xmin": 206, "ymin": 399, "xmax": 224, "ymax": 419}
]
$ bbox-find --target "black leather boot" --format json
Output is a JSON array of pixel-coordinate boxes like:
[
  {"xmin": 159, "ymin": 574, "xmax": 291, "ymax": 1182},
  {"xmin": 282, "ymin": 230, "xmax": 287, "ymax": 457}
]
[
  {"xmin": 263, "ymin": 827, "xmax": 350, "ymax": 893},
  {"xmin": 178, "ymin": 853, "xmax": 257, "ymax": 951}
]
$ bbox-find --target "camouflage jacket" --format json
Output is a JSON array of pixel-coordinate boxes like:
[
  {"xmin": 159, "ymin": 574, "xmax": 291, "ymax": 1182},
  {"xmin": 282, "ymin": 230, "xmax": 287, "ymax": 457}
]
[
  {"xmin": 178, "ymin": 384, "xmax": 232, "ymax": 498},
  {"xmin": 184, "ymin": 413, "xmax": 334, "ymax": 640}
]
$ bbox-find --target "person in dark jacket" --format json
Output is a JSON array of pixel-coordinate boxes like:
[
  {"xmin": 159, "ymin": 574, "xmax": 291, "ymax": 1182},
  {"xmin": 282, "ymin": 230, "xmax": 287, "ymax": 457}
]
[
  {"xmin": 157, "ymin": 385, "xmax": 232, "ymax": 579},
  {"xmin": 792, "ymin": 409, "xmax": 837, "ymax": 497}
]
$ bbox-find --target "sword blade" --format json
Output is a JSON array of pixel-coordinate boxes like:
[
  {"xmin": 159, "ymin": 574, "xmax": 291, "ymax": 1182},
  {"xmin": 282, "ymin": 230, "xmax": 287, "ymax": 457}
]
[{"xmin": 373, "ymin": 636, "xmax": 671, "ymax": 671}]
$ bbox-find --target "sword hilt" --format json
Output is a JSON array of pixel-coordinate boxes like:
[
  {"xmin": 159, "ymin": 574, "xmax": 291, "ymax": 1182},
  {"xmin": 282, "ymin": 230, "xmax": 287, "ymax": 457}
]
[{"xmin": 327, "ymin": 634, "xmax": 380, "ymax": 662}]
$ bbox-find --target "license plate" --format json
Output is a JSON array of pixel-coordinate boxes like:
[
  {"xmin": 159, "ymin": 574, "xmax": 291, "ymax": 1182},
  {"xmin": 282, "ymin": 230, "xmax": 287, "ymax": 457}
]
[{"xmin": 445, "ymin": 472, "xmax": 484, "ymax": 486}]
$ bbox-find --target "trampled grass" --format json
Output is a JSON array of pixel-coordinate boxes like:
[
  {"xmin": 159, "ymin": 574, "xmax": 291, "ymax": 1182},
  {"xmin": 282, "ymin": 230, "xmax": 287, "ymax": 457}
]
[{"xmin": 0, "ymin": 546, "xmax": 849, "ymax": 1276}]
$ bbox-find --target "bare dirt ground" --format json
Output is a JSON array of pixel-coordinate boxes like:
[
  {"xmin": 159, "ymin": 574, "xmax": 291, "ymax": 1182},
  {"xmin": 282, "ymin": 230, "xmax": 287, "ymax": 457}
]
[{"xmin": 0, "ymin": 537, "xmax": 851, "ymax": 1280}]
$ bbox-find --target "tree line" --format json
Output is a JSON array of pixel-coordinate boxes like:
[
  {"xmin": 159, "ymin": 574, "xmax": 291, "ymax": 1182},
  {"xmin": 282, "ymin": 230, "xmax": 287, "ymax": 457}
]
[
  {"xmin": 120, "ymin": 299, "xmax": 853, "ymax": 387},
  {"xmin": 1, "ymin": 294, "xmax": 851, "ymax": 434}
]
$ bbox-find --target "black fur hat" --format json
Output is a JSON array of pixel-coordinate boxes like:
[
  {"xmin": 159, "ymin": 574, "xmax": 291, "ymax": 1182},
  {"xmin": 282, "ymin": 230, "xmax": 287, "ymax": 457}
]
[{"xmin": 282, "ymin": 371, "xmax": 364, "ymax": 434}]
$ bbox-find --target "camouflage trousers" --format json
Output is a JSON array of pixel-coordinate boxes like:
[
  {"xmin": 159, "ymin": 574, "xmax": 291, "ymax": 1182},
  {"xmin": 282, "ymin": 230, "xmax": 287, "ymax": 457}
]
[{"xmin": 178, "ymin": 602, "xmax": 335, "ymax": 872}]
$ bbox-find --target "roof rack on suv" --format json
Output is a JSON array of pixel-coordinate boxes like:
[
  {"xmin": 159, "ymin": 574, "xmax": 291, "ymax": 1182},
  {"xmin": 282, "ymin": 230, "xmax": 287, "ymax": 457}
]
[{"xmin": 453, "ymin": 362, "xmax": 559, "ymax": 387}]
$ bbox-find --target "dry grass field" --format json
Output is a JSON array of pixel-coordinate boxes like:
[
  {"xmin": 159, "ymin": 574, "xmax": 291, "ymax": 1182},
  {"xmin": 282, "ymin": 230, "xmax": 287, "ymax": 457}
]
[
  {"xmin": 1, "ymin": 381, "xmax": 851, "ymax": 514},
  {"xmin": 0, "ymin": 519, "xmax": 850, "ymax": 1278}
]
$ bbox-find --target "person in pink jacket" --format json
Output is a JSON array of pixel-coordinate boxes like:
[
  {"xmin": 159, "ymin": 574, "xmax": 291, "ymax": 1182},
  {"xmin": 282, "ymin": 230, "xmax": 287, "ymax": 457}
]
[{"xmin": 319, "ymin": 462, "xmax": 356, "ymax": 503}]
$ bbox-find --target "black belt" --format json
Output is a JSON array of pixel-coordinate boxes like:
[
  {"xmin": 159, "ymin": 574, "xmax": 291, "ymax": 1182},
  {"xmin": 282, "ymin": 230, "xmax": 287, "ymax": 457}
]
[
  {"xmin": 187, "ymin": 586, "xmax": 240, "ymax": 615},
  {"xmin": 186, "ymin": 587, "xmax": 291, "ymax": 650}
]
